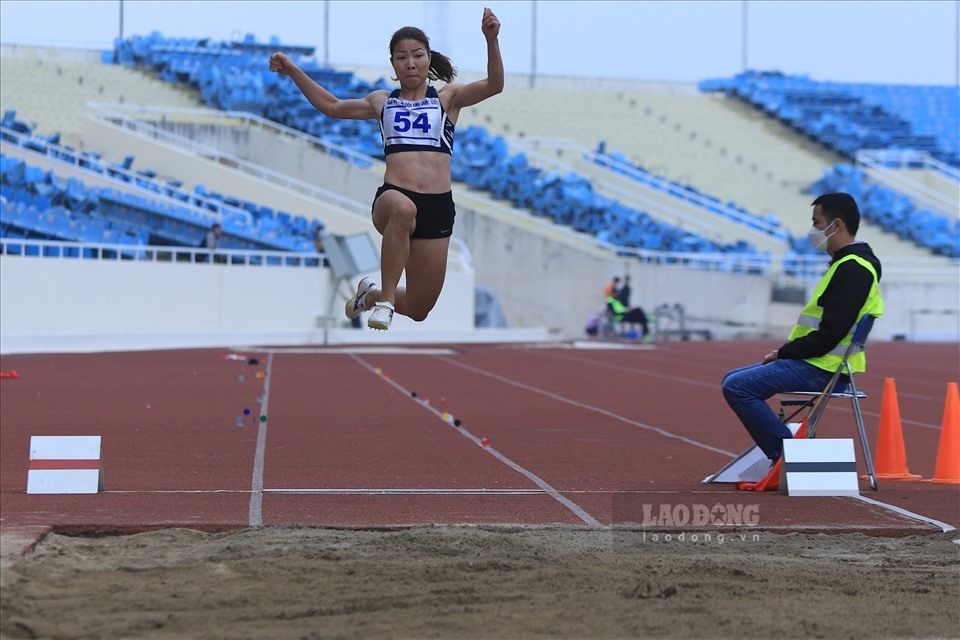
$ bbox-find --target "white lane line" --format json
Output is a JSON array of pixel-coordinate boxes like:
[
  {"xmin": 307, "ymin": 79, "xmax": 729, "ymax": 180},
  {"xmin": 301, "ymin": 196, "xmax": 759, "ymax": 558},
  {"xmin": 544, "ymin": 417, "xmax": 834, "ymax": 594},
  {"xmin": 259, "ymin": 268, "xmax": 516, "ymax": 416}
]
[
  {"xmin": 106, "ymin": 490, "xmax": 250, "ymax": 494},
  {"xmin": 98, "ymin": 488, "xmax": 865, "ymax": 496},
  {"xmin": 262, "ymin": 347, "xmax": 458, "ymax": 355},
  {"xmin": 436, "ymin": 356, "xmax": 738, "ymax": 458},
  {"xmin": 247, "ymin": 351, "xmax": 274, "ymax": 528},
  {"xmin": 853, "ymin": 495, "xmax": 956, "ymax": 533},
  {"xmin": 264, "ymin": 488, "xmax": 545, "ymax": 495},
  {"xmin": 350, "ymin": 354, "xmax": 605, "ymax": 529}
]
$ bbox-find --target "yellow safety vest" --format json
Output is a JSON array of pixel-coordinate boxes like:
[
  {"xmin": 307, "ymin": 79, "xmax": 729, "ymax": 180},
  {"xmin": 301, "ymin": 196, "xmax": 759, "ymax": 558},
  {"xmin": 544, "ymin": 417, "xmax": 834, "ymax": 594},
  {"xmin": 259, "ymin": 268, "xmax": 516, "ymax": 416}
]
[
  {"xmin": 787, "ymin": 254, "xmax": 884, "ymax": 374},
  {"xmin": 606, "ymin": 297, "xmax": 626, "ymax": 320}
]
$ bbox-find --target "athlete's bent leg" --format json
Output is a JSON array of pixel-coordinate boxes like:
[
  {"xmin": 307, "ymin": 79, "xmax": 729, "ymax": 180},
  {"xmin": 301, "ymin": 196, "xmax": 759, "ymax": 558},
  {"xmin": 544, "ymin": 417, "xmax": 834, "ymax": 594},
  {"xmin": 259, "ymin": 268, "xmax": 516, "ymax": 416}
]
[
  {"xmin": 370, "ymin": 190, "xmax": 416, "ymax": 308},
  {"xmin": 395, "ymin": 237, "xmax": 450, "ymax": 321}
]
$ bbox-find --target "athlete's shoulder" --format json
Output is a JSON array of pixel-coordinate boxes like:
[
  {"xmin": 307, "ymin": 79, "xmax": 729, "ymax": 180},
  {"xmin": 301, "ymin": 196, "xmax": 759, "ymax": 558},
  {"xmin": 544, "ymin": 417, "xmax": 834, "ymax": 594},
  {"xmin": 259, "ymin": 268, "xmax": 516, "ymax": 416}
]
[
  {"xmin": 437, "ymin": 82, "xmax": 465, "ymax": 96},
  {"xmin": 366, "ymin": 89, "xmax": 391, "ymax": 111},
  {"xmin": 367, "ymin": 88, "xmax": 391, "ymax": 101}
]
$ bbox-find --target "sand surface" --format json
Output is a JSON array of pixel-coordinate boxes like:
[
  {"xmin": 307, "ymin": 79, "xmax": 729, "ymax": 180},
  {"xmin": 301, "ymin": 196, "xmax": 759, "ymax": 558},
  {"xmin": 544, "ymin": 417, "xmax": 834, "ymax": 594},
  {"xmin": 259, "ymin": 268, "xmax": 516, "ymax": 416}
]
[{"xmin": 2, "ymin": 526, "xmax": 959, "ymax": 639}]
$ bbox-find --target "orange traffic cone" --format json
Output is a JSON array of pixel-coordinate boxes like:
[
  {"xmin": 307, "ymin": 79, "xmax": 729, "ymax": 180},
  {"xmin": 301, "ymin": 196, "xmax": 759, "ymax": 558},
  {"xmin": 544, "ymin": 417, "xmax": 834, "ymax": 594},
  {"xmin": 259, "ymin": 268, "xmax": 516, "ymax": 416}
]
[
  {"xmin": 873, "ymin": 378, "xmax": 921, "ymax": 480},
  {"xmin": 928, "ymin": 382, "xmax": 960, "ymax": 484},
  {"xmin": 737, "ymin": 419, "xmax": 809, "ymax": 492}
]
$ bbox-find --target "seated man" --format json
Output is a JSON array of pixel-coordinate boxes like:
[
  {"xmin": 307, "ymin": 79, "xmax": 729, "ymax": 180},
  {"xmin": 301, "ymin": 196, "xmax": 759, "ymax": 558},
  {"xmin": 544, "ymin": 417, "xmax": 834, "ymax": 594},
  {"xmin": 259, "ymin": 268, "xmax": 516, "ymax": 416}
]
[
  {"xmin": 616, "ymin": 275, "xmax": 651, "ymax": 338},
  {"xmin": 721, "ymin": 193, "xmax": 884, "ymax": 463},
  {"xmin": 606, "ymin": 293, "xmax": 650, "ymax": 339}
]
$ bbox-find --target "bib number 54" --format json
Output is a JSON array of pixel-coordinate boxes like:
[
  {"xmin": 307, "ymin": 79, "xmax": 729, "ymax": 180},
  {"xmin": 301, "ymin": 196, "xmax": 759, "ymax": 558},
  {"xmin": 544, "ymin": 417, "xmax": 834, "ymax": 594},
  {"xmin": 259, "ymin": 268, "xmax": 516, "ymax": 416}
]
[{"xmin": 393, "ymin": 111, "xmax": 431, "ymax": 133}]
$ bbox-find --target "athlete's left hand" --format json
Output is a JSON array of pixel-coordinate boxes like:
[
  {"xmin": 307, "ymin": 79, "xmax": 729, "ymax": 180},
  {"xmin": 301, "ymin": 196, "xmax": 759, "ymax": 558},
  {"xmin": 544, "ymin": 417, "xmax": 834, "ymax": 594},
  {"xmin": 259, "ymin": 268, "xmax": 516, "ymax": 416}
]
[{"xmin": 482, "ymin": 7, "xmax": 501, "ymax": 40}]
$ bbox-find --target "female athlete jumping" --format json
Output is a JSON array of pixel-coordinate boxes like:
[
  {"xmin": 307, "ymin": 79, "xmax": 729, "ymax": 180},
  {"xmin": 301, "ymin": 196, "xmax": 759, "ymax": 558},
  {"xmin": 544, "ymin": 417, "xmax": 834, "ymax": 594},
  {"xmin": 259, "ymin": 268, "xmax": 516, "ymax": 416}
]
[{"xmin": 270, "ymin": 7, "xmax": 503, "ymax": 330}]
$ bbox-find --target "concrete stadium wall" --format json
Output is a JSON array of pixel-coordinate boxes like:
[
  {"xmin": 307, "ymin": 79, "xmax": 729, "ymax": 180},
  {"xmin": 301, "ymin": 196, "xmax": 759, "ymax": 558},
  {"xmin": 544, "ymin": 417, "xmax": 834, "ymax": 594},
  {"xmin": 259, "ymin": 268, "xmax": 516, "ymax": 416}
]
[
  {"xmin": 0, "ymin": 255, "xmax": 327, "ymax": 352},
  {"xmin": 0, "ymin": 253, "xmax": 477, "ymax": 354}
]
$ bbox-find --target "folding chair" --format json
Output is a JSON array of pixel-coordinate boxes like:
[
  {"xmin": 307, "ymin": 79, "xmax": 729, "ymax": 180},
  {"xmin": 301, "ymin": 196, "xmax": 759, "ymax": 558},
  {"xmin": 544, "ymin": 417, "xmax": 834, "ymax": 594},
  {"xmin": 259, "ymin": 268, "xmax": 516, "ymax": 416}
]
[
  {"xmin": 603, "ymin": 303, "xmax": 623, "ymax": 339},
  {"xmin": 777, "ymin": 314, "xmax": 879, "ymax": 490}
]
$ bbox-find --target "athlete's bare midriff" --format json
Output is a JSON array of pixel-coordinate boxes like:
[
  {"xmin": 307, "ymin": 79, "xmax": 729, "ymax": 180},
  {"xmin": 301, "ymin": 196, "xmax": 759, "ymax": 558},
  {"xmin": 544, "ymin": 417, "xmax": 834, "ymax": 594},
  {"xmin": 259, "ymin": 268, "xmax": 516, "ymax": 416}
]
[
  {"xmin": 372, "ymin": 85, "xmax": 458, "ymax": 194},
  {"xmin": 382, "ymin": 151, "xmax": 453, "ymax": 194}
]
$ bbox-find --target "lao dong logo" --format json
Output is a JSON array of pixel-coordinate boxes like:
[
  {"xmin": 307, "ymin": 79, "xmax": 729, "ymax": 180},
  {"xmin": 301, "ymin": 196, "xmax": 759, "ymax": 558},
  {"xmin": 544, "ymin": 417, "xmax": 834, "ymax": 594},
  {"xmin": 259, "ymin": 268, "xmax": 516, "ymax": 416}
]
[{"xmin": 640, "ymin": 502, "xmax": 760, "ymax": 527}]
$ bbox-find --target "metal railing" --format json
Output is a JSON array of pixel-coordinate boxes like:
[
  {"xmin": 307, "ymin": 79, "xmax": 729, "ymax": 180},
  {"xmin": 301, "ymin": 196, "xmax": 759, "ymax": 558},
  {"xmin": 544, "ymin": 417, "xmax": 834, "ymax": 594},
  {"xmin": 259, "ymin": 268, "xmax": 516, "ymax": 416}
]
[
  {"xmin": 503, "ymin": 138, "xmax": 726, "ymax": 244},
  {"xmin": 1, "ymin": 125, "xmax": 254, "ymax": 228},
  {"xmin": 0, "ymin": 237, "xmax": 325, "ymax": 267},
  {"xmin": 510, "ymin": 136, "xmax": 789, "ymax": 243},
  {"xmin": 856, "ymin": 150, "xmax": 960, "ymax": 217},
  {"xmin": 85, "ymin": 103, "xmax": 372, "ymax": 221}
]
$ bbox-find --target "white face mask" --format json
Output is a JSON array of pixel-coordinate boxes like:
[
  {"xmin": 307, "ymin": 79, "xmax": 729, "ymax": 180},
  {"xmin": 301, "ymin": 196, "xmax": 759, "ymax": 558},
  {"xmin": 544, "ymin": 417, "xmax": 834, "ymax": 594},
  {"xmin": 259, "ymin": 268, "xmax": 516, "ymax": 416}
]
[{"xmin": 807, "ymin": 222, "xmax": 837, "ymax": 251}]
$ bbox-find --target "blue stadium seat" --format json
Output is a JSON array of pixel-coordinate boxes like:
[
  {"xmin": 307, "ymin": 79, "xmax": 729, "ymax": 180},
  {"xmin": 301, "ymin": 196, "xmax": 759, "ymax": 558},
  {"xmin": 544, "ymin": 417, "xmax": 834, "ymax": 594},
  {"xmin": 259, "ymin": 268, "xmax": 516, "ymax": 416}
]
[{"xmin": 700, "ymin": 71, "xmax": 960, "ymax": 167}]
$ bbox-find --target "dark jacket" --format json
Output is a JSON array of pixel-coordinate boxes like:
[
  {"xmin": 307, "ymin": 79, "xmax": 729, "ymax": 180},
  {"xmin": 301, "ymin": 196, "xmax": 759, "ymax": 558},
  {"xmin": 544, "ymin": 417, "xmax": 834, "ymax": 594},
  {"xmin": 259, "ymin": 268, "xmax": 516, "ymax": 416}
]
[{"xmin": 777, "ymin": 241, "xmax": 882, "ymax": 361}]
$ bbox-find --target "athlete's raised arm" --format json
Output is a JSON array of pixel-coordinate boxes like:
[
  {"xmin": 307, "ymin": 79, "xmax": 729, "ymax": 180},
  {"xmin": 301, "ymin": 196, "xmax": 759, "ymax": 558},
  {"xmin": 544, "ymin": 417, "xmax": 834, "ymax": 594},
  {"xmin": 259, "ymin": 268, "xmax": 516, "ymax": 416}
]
[
  {"xmin": 445, "ymin": 8, "xmax": 503, "ymax": 111},
  {"xmin": 269, "ymin": 52, "xmax": 384, "ymax": 120}
]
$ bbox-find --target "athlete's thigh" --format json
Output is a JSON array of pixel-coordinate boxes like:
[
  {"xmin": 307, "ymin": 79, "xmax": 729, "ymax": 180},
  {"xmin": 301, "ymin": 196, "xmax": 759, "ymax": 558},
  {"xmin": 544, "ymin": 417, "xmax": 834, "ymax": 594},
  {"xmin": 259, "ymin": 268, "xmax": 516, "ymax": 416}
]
[
  {"xmin": 403, "ymin": 237, "xmax": 451, "ymax": 314},
  {"xmin": 372, "ymin": 189, "xmax": 417, "ymax": 235}
]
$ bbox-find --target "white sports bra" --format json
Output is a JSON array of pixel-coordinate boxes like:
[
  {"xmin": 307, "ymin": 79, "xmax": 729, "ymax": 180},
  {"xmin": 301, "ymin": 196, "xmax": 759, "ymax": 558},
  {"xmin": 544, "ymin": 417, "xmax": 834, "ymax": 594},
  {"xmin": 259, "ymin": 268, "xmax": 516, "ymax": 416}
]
[{"xmin": 379, "ymin": 86, "xmax": 455, "ymax": 155}]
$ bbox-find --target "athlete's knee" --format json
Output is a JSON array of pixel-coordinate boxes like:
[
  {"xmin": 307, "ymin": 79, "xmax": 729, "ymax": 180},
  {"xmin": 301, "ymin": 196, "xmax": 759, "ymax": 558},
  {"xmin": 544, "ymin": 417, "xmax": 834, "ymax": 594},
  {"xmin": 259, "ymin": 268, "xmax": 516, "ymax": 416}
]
[
  {"xmin": 406, "ymin": 307, "xmax": 430, "ymax": 322},
  {"xmin": 403, "ymin": 298, "xmax": 437, "ymax": 322},
  {"xmin": 386, "ymin": 200, "xmax": 417, "ymax": 231}
]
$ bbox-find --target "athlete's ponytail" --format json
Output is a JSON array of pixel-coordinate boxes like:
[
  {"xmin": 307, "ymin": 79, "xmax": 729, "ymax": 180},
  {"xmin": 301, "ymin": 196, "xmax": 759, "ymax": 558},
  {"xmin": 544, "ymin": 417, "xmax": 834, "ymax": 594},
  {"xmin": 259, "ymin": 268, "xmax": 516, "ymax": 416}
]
[
  {"xmin": 427, "ymin": 50, "xmax": 456, "ymax": 84},
  {"xmin": 389, "ymin": 26, "xmax": 458, "ymax": 84}
]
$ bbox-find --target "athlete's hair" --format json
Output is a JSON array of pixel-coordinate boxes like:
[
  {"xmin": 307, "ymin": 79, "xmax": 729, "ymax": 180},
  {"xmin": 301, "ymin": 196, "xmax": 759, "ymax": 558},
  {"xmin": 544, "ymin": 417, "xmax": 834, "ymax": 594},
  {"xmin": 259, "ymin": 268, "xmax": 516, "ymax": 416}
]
[
  {"xmin": 812, "ymin": 192, "xmax": 860, "ymax": 236},
  {"xmin": 389, "ymin": 26, "xmax": 457, "ymax": 84}
]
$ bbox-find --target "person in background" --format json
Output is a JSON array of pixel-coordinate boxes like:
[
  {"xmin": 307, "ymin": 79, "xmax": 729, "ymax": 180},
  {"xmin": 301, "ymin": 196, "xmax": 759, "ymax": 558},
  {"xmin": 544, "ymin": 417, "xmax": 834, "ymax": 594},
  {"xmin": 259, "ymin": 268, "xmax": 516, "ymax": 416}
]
[
  {"xmin": 200, "ymin": 222, "xmax": 223, "ymax": 263},
  {"xmin": 603, "ymin": 276, "xmax": 621, "ymax": 300},
  {"xmin": 615, "ymin": 275, "xmax": 651, "ymax": 340},
  {"xmin": 313, "ymin": 225, "xmax": 325, "ymax": 254},
  {"xmin": 313, "ymin": 225, "xmax": 330, "ymax": 268}
]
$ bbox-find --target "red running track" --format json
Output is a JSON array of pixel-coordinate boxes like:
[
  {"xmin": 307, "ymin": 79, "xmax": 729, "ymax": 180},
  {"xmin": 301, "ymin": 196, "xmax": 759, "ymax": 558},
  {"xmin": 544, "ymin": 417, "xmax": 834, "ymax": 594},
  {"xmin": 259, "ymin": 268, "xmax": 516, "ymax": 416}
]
[{"xmin": 1, "ymin": 340, "xmax": 957, "ymax": 546}]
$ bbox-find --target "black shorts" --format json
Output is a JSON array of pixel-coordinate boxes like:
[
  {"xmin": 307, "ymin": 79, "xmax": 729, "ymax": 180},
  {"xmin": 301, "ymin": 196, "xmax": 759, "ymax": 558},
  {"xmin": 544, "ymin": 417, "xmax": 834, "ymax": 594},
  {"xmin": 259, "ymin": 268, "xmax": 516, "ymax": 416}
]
[{"xmin": 372, "ymin": 183, "xmax": 456, "ymax": 239}]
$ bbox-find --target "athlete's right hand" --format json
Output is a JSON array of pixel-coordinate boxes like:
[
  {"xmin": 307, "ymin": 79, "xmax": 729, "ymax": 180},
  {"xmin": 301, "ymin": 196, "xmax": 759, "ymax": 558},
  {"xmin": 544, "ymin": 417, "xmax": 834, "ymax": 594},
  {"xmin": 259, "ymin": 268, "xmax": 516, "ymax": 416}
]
[{"xmin": 269, "ymin": 52, "xmax": 294, "ymax": 75}]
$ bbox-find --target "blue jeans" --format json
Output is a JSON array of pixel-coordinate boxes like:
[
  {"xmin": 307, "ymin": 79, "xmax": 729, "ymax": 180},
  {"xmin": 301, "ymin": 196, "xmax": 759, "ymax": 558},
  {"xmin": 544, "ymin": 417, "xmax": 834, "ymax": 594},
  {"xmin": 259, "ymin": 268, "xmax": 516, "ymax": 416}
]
[{"xmin": 721, "ymin": 359, "xmax": 845, "ymax": 460}]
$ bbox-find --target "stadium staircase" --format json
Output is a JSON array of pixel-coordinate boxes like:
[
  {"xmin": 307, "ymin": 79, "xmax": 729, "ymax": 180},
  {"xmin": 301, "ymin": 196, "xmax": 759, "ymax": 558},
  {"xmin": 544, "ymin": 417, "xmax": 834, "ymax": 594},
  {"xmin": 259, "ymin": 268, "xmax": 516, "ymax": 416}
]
[{"xmin": 0, "ymin": 47, "xmax": 202, "ymax": 149}]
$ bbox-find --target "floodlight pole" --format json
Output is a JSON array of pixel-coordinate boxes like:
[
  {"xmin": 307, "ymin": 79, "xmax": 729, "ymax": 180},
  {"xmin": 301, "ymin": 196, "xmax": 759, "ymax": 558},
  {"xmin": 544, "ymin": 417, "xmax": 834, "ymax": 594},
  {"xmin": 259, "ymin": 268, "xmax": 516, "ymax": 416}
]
[
  {"xmin": 530, "ymin": 0, "xmax": 537, "ymax": 89},
  {"xmin": 119, "ymin": 0, "xmax": 124, "ymax": 42},
  {"xmin": 741, "ymin": 0, "xmax": 748, "ymax": 72},
  {"xmin": 324, "ymin": 0, "xmax": 330, "ymax": 67}
]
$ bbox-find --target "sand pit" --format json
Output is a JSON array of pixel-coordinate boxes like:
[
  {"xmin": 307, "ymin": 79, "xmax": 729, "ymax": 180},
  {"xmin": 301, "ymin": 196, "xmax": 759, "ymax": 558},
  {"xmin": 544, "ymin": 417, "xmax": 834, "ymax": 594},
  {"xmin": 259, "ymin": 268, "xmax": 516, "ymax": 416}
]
[{"xmin": 2, "ymin": 526, "xmax": 958, "ymax": 639}]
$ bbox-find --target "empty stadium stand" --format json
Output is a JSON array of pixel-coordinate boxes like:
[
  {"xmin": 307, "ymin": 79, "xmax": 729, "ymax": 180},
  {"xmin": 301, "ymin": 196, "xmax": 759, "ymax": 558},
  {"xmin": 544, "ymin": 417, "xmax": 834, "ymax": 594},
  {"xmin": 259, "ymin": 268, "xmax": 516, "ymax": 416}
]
[
  {"xmin": 455, "ymin": 74, "xmax": 957, "ymax": 263},
  {"xmin": 700, "ymin": 70, "xmax": 960, "ymax": 167},
  {"xmin": 1, "ymin": 115, "xmax": 321, "ymax": 256},
  {"xmin": 812, "ymin": 163, "xmax": 959, "ymax": 258},
  {"xmin": 110, "ymin": 32, "xmax": 787, "ymax": 258},
  {"xmin": 0, "ymin": 46, "xmax": 202, "ymax": 149},
  {"xmin": 112, "ymin": 31, "xmax": 387, "ymax": 163}
]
